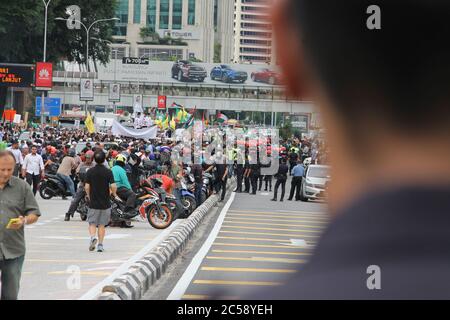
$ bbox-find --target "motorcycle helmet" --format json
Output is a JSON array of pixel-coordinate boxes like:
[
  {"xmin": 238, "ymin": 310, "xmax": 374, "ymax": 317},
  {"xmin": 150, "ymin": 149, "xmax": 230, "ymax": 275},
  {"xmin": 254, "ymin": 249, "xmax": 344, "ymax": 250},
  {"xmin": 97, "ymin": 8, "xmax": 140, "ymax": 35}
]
[
  {"xmin": 115, "ymin": 154, "xmax": 127, "ymax": 164},
  {"xmin": 68, "ymin": 148, "xmax": 76, "ymax": 157},
  {"xmin": 111, "ymin": 150, "xmax": 119, "ymax": 158}
]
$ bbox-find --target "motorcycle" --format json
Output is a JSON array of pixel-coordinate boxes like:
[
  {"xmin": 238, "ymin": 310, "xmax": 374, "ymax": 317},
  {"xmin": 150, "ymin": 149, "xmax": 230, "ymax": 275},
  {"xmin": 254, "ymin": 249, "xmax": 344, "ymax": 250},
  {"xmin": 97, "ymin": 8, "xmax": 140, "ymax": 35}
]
[
  {"xmin": 76, "ymin": 196, "xmax": 88, "ymax": 221},
  {"xmin": 39, "ymin": 173, "xmax": 72, "ymax": 200},
  {"xmin": 111, "ymin": 177, "xmax": 174, "ymax": 229}
]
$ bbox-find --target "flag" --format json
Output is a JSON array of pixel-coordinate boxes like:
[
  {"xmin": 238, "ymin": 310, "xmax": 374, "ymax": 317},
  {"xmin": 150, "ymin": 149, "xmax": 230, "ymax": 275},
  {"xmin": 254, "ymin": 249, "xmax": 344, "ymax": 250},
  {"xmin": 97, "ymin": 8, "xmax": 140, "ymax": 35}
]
[
  {"xmin": 170, "ymin": 116, "xmax": 176, "ymax": 130},
  {"xmin": 162, "ymin": 114, "xmax": 169, "ymax": 130},
  {"xmin": 85, "ymin": 112, "xmax": 95, "ymax": 133},
  {"xmin": 182, "ymin": 107, "xmax": 188, "ymax": 122},
  {"xmin": 184, "ymin": 114, "xmax": 194, "ymax": 129},
  {"xmin": 176, "ymin": 108, "xmax": 183, "ymax": 122},
  {"xmin": 217, "ymin": 112, "xmax": 228, "ymax": 123}
]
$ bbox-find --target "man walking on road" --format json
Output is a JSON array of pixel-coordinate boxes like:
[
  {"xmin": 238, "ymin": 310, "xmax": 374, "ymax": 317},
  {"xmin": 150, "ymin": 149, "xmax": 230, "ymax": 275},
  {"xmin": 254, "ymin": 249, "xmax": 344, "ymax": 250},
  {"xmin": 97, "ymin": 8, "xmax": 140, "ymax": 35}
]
[
  {"xmin": 64, "ymin": 150, "xmax": 95, "ymax": 221},
  {"xmin": 85, "ymin": 151, "xmax": 117, "ymax": 252},
  {"xmin": 7, "ymin": 140, "xmax": 23, "ymax": 177},
  {"xmin": 0, "ymin": 150, "xmax": 41, "ymax": 300},
  {"xmin": 271, "ymin": 159, "xmax": 289, "ymax": 202},
  {"xmin": 288, "ymin": 160, "xmax": 304, "ymax": 201},
  {"xmin": 21, "ymin": 146, "xmax": 45, "ymax": 196}
]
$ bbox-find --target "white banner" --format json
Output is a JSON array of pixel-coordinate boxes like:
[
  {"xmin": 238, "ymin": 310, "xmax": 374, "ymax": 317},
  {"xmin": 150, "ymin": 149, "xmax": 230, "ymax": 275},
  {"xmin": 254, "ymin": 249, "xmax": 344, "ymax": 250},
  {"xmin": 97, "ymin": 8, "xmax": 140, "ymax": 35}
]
[
  {"xmin": 80, "ymin": 79, "xmax": 94, "ymax": 101},
  {"xmin": 133, "ymin": 94, "xmax": 143, "ymax": 114},
  {"xmin": 109, "ymin": 83, "xmax": 121, "ymax": 102},
  {"xmin": 111, "ymin": 120, "xmax": 157, "ymax": 139}
]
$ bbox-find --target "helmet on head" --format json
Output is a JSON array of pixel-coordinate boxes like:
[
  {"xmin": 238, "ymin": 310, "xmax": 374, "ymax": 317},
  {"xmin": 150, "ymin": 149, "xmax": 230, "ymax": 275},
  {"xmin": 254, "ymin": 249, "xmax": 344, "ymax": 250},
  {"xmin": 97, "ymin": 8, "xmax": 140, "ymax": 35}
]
[
  {"xmin": 68, "ymin": 148, "xmax": 76, "ymax": 157},
  {"xmin": 111, "ymin": 150, "xmax": 119, "ymax": 158},
  {"xmin": 85, "ymin": 150, "xmax": 94, "ymax": 159},
  {"xmin": 115, "ymin": 154, "xmax": 127, "ymax": 163}
]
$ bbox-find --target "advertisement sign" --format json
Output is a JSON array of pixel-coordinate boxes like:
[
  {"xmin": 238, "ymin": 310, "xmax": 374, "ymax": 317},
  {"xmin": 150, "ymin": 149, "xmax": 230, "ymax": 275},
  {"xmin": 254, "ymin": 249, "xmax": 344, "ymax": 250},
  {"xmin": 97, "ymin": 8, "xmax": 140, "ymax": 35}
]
[
  {"xmin": 97, "ymin": 61, "xmax": 283, "ymax": 88},
  {"xmin": 13, "ymin": 114, "xmax": 21, "ymax": 124},
  {"xmin": 109, "ymin": 83, "xmax": 121, "ymax": 102},
  {"xmin": 80, "ymin": 79, "xmax": 94, "ymax": 101},
  {"xmin": 157, "ymin": 95, "xmax": 167, "ymax": 110},
  {"xmin": 157, "ymin": 29, "xmax": 201, "ymax": 40},
  {"xmin": 36, "ymin": 97, "xmax": 62, "ymax": 117},
  {"xmin": 35, "ymin": 62, "xmax": 53, "ymax": 90},
  {"xmin": 133, "ymin": 94, "xmax": 143, "ymax": 114},
  {"xmin": 0, "ymin": 64, "xmax": 34, "ymax": 88}
]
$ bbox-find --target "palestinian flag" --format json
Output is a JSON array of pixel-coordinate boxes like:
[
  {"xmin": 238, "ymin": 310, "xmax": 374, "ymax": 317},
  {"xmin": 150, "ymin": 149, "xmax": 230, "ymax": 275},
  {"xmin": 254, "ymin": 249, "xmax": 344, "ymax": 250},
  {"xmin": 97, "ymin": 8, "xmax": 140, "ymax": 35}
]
[{"xmin": 217, "ymin": 112, "xmax": 228, "ymax": 123}]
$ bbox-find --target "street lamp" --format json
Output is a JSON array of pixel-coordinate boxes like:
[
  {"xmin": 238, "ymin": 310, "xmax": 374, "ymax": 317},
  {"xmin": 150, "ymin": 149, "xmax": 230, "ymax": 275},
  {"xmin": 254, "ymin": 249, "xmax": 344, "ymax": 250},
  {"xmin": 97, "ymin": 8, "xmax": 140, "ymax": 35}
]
[
  {"xmin": 40, "ymin": 0, "xmax": 52, "ymax": 126},
  {"xmin": 55, "ymin": 17, "xmax": 119, "ymax": 72}
]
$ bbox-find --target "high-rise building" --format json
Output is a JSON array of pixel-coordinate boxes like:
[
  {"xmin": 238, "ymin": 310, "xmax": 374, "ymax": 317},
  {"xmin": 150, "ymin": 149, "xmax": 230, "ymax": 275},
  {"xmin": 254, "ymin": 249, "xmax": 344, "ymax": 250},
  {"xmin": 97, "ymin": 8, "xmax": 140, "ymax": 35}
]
[
  {"xmin": 111, "ymin": 0, "xmax": 215, "ymax": 62},
  {"xmin": 232, "ymin": 0, "xmax": 275, "ymax": 65}
]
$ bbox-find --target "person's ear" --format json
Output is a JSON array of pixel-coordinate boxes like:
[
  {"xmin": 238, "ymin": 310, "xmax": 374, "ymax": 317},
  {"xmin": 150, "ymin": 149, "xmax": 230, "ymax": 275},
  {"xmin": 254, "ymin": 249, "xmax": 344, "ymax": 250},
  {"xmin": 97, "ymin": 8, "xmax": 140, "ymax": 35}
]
[{"xmin": 271, "ymin": 0, "xmax": 311, "ymax": 99}]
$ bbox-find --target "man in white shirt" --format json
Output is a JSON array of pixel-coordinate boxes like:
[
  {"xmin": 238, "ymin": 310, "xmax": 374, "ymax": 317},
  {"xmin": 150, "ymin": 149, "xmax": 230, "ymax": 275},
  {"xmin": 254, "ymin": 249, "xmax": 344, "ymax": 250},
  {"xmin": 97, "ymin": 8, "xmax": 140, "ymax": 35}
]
[
  {"xmin": 7, "ymin": 140, "xmax": 23, "ymax": 177},
  {"xmin": 22, "ymin": 145, "xmax": 45, "ymax": 195}
]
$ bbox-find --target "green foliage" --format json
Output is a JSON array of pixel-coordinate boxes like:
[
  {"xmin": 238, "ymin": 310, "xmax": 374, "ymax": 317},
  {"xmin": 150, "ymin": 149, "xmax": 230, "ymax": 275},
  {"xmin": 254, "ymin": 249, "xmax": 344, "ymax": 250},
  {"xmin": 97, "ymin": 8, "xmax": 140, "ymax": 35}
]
[
  {"xmin": 139, "ymin": 26, "xmax": 159, "ymax": 41},
  {"xmin": 0, "ymin": 0, "xmax": 118, "ymax": 66},
  {"xmin": 279, "ymin": 120, "xmax": 293, "ymax": 140},
  {"xmin": 214, "ymin": 42, "xmax": 221, "ymax": 63}
]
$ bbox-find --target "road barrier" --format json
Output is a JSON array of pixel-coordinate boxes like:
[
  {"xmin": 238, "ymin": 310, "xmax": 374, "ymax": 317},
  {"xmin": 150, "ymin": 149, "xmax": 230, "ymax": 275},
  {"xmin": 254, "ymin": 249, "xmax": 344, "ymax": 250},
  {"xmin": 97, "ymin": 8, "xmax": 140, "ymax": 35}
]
[{"xmin": 98, "ymin": 179, "xmax": 236, "ymax": 300}]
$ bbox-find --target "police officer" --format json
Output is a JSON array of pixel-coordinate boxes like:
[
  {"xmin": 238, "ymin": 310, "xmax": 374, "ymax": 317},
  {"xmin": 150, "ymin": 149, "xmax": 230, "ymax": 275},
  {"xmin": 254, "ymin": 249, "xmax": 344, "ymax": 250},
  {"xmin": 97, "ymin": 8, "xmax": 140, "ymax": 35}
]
[
  {"xmin": 243, "ymin": 153, "xmax": 252, "ymax": 193},
  {"xmin": 234, "ymin": 149, "xmax": 245, "ymax": 193},
  {"xmin": 250, "ymin": 156, "xmax": 260, "ymax": 195}
]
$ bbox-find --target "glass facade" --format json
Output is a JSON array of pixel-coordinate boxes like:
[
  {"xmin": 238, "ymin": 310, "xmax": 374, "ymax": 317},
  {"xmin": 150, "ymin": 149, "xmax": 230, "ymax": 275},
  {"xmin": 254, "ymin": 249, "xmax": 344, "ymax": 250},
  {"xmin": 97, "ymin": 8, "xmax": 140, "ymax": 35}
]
[
  {"xmin": 114, "ymin": 0, "xmax": 129, "ymax": 36},
  {"xmin": 147, "ymin": 0, "xmax": 157, "ymax": 31},
  {"xmin": 134, "ymin": 0, "xmax": 141, "ymax": 23},
  {"xmin": 159, "ymin": 0, "xmax": 170, "ymax": 29},
  {"xmin": 172, "ymin": 0, "xmax": 183, "ymax": 30},
  {"xmin": 188, "ymin": 0, "xmax": 195, "ymax": 25}
]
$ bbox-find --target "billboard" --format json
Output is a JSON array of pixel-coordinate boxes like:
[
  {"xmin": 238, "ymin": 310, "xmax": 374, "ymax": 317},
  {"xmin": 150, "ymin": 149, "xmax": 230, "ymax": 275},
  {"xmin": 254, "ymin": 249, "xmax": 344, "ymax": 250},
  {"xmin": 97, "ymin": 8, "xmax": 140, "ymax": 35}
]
[
  {"xmin": 109, "ymin": 83, "xmax": 121, "ymax": 102},
  {"xmin": 0, "ymin": 64, "xmax": 34, "ymax": 88},
  {"xmin": 97, "ymin": 61, "xmax": 284, "ymax": 87},
  {"xmin": 158, "ymin": 95, "xmax": 167, "ymax": 109},
  {"xmin": 35, "ymin": 62, "xmax": 53, "ymax": 90}
]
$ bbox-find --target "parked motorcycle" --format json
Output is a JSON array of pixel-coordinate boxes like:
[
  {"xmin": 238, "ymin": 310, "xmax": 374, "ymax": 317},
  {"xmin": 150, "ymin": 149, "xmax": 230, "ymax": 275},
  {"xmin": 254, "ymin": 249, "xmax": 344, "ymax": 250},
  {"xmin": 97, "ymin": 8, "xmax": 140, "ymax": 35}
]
[{"xmin": 39, "ymin": 173, "xmax": 72, "ymax": 200}]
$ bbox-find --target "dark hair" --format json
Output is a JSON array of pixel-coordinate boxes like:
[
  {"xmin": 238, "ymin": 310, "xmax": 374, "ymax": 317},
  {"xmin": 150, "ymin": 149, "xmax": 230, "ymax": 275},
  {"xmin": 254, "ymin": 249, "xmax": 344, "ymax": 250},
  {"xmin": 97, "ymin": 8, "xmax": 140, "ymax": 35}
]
[
  {"xmin": 289, "ymin": 0, "xmax": 450, "ymax": 139},
  {"xmin": 94, "ymin": 151, "xmax": 106, "ymax": 164}
]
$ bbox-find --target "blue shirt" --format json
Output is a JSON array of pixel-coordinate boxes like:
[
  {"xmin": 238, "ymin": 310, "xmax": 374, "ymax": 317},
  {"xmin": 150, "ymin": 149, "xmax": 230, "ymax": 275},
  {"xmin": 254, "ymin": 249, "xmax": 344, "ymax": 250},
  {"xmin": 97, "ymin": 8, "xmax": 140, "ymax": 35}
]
[{"xmin": 292, "ymin": 164, "xmax": 305, "ymax": 177}]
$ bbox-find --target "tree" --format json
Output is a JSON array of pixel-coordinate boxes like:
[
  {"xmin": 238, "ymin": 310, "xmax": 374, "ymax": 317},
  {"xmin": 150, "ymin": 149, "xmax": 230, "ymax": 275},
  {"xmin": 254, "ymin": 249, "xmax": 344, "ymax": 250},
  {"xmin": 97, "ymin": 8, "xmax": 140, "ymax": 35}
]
[{"xmin": 214, "ymin": 42, "xmax": 221, "ymax": 63}]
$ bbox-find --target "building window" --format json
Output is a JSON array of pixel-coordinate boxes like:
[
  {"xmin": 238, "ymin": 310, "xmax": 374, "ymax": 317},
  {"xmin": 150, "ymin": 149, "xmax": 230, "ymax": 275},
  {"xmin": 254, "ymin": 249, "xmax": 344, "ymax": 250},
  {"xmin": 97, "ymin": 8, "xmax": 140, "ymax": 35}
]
[
  {"xmin": 134, "ymin": 0, "xmax": 141, "ymax": 24},
  {"xmin": 110, "ymin": 47, "xmax": 127, "ymax": 59},
  {"xmin": 147, "ymin": 0, "xmax": 157, "ymax": 31},
  {"xmin": 188, "ymin": 0, "xmax": 196, "ymax": 25},
  {"xmin": 172, "ymin": 0, "xmax": 182, "ymax": 30},
  {"xmin": 114, "ymin": 0, "xmax": 129, "ymax": 36},
  {"xmin": 159, "ymin": 0, "xmax": 170, "ymax": 29},
  {"xmin": 138, "ymin": 48, "xmax": 183, "ymax": 60}
]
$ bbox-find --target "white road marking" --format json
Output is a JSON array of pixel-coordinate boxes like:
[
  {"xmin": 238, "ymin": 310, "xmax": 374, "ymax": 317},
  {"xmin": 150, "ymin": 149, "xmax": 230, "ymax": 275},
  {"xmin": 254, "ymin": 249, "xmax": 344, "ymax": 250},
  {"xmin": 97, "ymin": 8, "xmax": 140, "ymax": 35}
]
[
  {"xmin": 279, "ymin": 239, "xmax": 313, "ymax": 248},
  {"xmin": 78, "ymin": 220, "xmax": 181, "ymax": 300},
  {"xmin": 167, "ymin": 193, "xmax": 236, "ymax": 300}
]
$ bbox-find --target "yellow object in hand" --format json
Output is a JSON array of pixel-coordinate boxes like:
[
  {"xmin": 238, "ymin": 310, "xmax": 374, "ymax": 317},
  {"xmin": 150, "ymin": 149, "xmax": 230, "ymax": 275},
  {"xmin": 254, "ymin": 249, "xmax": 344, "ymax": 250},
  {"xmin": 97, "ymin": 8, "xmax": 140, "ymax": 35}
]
[{"xmin": 6, "ymin": 218, "xmax": 21, "ymax": 229}]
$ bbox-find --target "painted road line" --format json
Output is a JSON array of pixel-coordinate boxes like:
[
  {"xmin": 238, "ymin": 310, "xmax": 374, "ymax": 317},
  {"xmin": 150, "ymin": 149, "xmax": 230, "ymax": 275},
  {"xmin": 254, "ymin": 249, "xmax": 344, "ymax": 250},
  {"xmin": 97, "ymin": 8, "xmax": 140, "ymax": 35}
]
[
  {"xmin": 212, "ymin": 242, "xmax": 311, "ymax": 249},
  {"xmin": 216, "ymin": 236, "xmax": 291, "ymax": 242},
  {"xmin": 193, "ymin": 280, "xmax": 282, "ymax": 286},
  {"xmin": 205, "ymin": 256, "xmax": 306, "ymax": 264},
  {"xmin": 27, "ymin": 259, "xmax": 99, "ymax": 263},
  {"xmin": 48, "ymin": 271, "xmax": 112, "ymax": 276},
  {"xmin": 227, "ymin": 211, "xmax": 329, "ymax": 218},
  {"xmin": 201, "ymin": 267, "xmax": 297, "ymax": 273},
  {"xmin": 224, "ymin": 219, "xmax": 325, "ymax": 229},
  {"xmin": 219, "ymin": 230, "xmax": 320, "ymax": 239},
  {"xmin": 225, "ymin": 214, "xmax": 329, "ymax": 224},
  {"xmin": 211, "ymin": 249, "xmax": 312, "ymax": 256},
  {"xmin": 221, "ymin": 225, "xmax": 322, "ymax": 233},
  {"xmin": 78, "ymin": 219, "xmax": 181, "ymax": 300},
  {"xmin": 167, "ymin": 192, "xmax": 236, "ymax": 300},
  {"xmin": 229, "ymin": 209, "xmax": 329, "ymax": 216}
]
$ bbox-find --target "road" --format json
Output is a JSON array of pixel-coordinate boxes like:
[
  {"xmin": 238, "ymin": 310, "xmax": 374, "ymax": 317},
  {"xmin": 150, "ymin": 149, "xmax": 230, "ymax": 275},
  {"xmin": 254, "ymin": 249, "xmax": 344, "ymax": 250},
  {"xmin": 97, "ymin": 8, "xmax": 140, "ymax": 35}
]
[
  {"xmin": 142, "ymin": 179, "xmax": 329, "ymax": 300},
  {"xmin": 19, "ymin": 194, "xmax": 180, "ymax": 300}
]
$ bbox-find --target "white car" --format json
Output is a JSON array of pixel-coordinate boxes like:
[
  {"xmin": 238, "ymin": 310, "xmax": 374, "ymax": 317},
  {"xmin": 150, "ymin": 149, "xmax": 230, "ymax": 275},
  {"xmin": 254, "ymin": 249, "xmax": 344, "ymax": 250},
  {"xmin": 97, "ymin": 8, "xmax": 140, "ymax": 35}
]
[{"xmin": 300, "ymin": 165, "xmax": 331, "ymax": 201}]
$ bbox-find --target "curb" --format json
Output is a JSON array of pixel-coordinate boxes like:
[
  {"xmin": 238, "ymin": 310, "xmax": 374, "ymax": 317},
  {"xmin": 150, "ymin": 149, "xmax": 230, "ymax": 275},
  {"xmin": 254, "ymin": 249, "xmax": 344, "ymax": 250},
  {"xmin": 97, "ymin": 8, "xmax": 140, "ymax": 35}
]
[{"xmin": 97, "ymin": 178, "xmax": 236, "ymax": 300}]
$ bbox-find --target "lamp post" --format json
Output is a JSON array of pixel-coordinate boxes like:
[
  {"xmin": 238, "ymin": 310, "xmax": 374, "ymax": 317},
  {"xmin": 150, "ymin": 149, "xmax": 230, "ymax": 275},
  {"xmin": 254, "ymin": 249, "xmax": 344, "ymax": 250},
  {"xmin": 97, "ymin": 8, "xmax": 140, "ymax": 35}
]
[
  {"xmin": 55, "ymin": 17, "xmax": 119, "ymax": 72},
  {"xmin": 40, "ymin": 0, "xmax": 52, "ymax": 126}
]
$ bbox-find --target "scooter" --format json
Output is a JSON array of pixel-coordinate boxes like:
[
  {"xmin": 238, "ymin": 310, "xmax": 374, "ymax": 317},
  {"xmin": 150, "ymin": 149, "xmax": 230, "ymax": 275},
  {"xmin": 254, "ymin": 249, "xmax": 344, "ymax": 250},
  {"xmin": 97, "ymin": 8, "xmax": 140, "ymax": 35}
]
[{"xmin": 39, "ymin": 173, "xmax": 72, "ymax": 200}]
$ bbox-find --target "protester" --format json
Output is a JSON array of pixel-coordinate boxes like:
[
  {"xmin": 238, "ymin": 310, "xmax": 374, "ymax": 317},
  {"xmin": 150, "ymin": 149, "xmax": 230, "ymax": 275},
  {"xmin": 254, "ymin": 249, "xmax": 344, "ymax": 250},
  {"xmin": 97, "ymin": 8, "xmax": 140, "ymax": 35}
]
[
  {"xmin": 21, "ymin": 146, "xmax": 45, "ymax": 196},
  {"xmin": 7, "ymin": 140, "xmax": 23, "ymax": 177},
  {"xmin": 84, "ymin": 151, "xmax": 117, "ymax": 252},
  {"xmin": 56, "ymin": 148, "xmax": 77, "ymax": 199},
  {"xmin": 0, "ymin": 150, "xmax": 41, "ymax": 300},
  {"xmin": 112, "ymin": 154, "xmax": 136, "ymax": 214}
]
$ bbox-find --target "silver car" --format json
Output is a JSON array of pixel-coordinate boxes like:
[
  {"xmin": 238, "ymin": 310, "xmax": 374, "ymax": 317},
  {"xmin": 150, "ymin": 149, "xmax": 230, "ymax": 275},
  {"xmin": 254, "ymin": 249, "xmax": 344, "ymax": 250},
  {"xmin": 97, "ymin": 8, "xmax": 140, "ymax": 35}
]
[{"xmin": 300, "ymin": 165, "xmax": 331, "ymax": 201}]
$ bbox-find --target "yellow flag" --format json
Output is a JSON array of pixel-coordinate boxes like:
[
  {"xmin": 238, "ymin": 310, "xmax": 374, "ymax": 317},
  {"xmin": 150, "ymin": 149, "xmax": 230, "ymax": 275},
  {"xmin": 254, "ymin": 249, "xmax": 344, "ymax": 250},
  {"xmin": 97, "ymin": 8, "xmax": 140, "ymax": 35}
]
[
  {"xmin": 85, "ymin": 112, "xmax": 95, "ymax": 134},
  {"xmin": 162, "ymin": 116, "xmax": 169, "ymax": 130},
  {"xmin": 170, "ymin": 116, "xmax": 176, "ymax": 130}
]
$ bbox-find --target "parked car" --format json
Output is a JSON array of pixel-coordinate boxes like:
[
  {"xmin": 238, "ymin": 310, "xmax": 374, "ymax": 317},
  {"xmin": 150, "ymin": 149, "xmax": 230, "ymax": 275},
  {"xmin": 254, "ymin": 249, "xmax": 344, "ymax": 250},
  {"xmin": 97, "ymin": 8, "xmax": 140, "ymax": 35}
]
[
  {"xmin": 171, "ymin": 60, "xmax": 207, "ymax": 82},
  {"xmin": 300, "ymin": 165, "xmax": 331, "ymax": 201},
  {"xmin": 210, "ymin": 65, "xmax": 248, "ymax": 83},
  {"xmin": 251, "ymin": 68, "xmax": 283, "ymax": 85}
]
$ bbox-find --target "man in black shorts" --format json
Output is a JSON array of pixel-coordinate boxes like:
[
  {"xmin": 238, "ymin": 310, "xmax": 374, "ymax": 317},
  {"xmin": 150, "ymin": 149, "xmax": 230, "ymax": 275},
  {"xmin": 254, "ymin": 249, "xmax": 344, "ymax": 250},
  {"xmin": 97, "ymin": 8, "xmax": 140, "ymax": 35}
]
[{"xmin": 85, "ymin": 151, "xmax": 117, "ymax": 252}]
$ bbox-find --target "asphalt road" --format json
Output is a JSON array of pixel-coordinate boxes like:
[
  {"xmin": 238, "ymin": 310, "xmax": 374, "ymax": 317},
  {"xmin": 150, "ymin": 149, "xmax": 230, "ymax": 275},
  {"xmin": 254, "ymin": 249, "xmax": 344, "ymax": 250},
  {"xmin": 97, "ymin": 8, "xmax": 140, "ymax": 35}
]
[
  {"xmin": 142, "ymin": 177, "xmax": 329, "ymax": 300},
  {"xmin": 18, "ymin": 194, "xmax": 181, "ymax": 300}
]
